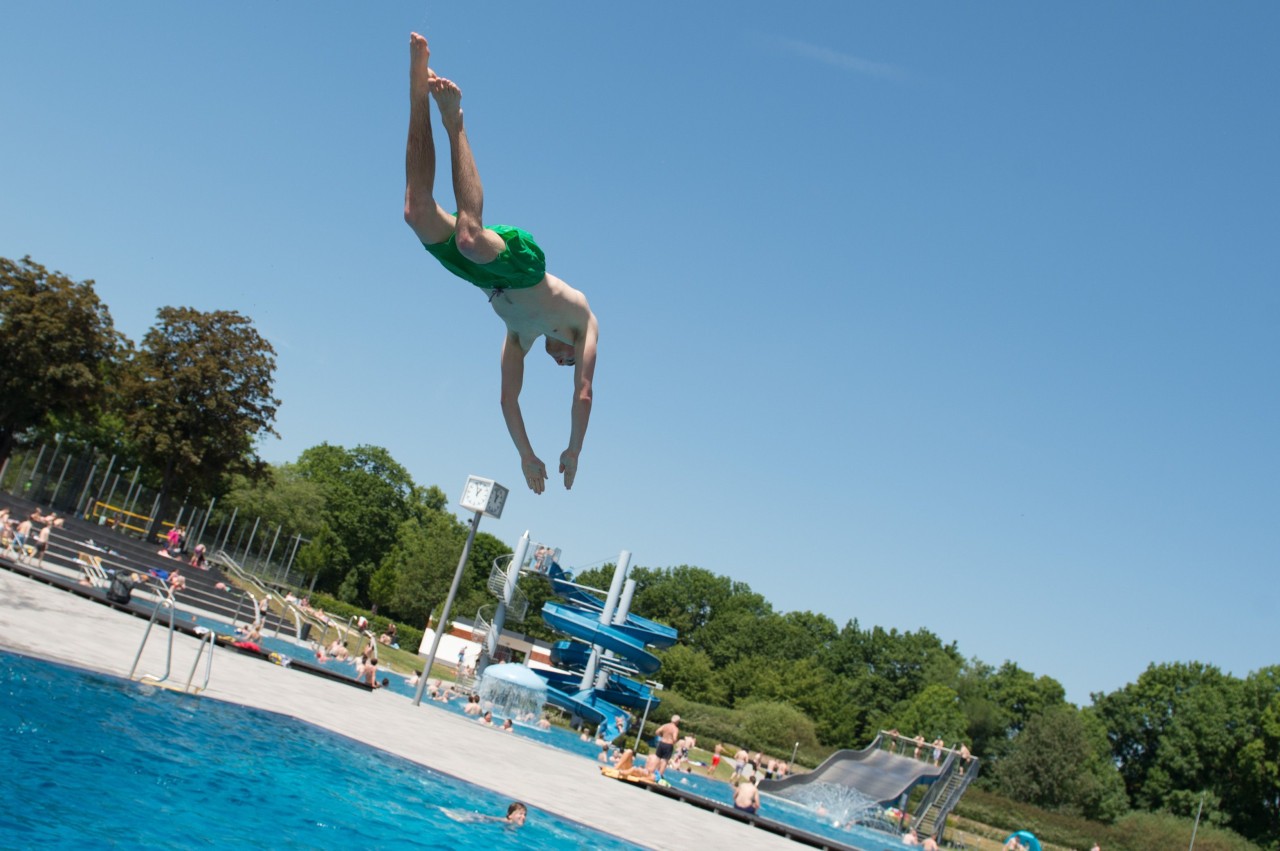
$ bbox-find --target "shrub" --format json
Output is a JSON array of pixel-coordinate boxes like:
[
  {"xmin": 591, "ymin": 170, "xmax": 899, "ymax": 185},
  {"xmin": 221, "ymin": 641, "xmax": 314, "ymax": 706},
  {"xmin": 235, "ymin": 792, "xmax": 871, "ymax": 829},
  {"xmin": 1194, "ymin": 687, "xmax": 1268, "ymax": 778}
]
[
  {"xmin": 1110, "ymin": 811, "xmax": 1259, "ymax": 851},
  {"xmin": 303, "ymin": 591, "xmax": 422, "ymax": 659},
  {"xmin": 651, "ymin": 692, "xmax": 830, "ymax": 768},
  {"xmin": 953, "ymin": 788, "xmax": 1263, "ymax": 851}
]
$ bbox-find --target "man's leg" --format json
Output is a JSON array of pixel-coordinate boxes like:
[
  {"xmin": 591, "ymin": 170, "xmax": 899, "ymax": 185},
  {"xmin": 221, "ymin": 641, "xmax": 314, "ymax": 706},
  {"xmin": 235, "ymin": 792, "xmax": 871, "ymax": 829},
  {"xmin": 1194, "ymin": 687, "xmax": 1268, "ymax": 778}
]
[
  {"xmin": 403, "ymin": 33, "xmax": 455, "ymax": 245},
  {"xmin": 430, "ymin": 76, "xmax": 504, "ymax": 264}
]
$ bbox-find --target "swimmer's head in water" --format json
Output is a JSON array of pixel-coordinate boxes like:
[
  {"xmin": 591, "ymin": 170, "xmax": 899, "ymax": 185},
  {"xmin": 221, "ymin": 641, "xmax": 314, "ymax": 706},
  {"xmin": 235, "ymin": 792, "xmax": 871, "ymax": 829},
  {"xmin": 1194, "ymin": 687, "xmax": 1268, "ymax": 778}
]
[
  {"xmin": 506, "ymin": 802, "xmax": 527, "ymax": 825},
  {"xmin": 545, "ymin": 338, "xmax": 575, "ymax": 366}
]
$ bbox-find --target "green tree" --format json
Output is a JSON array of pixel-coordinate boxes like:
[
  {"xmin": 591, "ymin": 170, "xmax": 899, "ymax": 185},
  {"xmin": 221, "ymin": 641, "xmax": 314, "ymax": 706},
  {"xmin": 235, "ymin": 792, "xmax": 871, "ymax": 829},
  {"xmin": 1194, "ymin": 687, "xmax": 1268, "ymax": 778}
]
[
  {"xmin": 294, "ymin": 443, "xmax": 415, "ymax": 598},
  {"xmin": 222, "ymin": 463, "xmax": 327, "ymax": 538},
  {"xmin": 1093, "ymin": 662, "xmax": 1249, "ymax": 830},
  {"xmin": 0, "ymin": 256, "xmax": 122, "ymax": 464},
  {"xmin": 953, "ymin": 658, "xmax": 1011, "ymax": 760},
  {"xmin": 410, "ymin": 484, "xmax": 449, "ymax": 518},
  {"xmin": 385, "ymin": 512, "xmax": 466, "ymax": 626},
  {"xmin": 657, "ymin": 644, "xmax": 728, "ymax": 705},
  {"xmin": 628, "ymin": 565, "xmax": 743, "ymax": 639},
  {"xmin": 994, "ymin": 705, "xmax": 1128, "ymax": 822},
  {"xmin": 883, "ymin": 683, "xmax": 969, "ymax": 747},
  {"xmin": 986, "ymin": 662, "xmax": 1067, "ymax": 738},
  {"xmin": 122, "ymin": 306, "xmax": 278, "ymax": 535},
  {"xmin": 294, "ymin": 522, "xmax": 344, "ymax": 592},
  {"xmin": 737, "ymin": 698, "xmax": 821, "ymax": 756},
  {"xmin": 818, "ymin": 620, "xmax": 966, "ymax": 747},
  {"xmin": 1236, "ymin": 666, "xmax": 1280, "ymax": 846}
]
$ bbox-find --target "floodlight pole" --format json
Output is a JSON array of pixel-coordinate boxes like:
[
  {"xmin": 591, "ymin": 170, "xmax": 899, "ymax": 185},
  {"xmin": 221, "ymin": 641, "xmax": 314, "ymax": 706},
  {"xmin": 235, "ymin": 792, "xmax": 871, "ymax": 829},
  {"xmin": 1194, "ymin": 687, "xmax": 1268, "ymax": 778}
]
[
  {"xmin": 414, "ymin": 510, "xmax": 482, "ymax": 706},
  {"xmin": 634, "ymin": 680, "xmax": 662, "ymax": 753}
]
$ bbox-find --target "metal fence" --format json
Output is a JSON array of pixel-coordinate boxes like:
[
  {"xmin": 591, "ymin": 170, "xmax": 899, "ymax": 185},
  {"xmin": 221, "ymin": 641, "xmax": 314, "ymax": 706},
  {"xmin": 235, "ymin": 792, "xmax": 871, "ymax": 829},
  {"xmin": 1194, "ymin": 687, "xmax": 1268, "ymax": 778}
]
[{"xmin": 0, "ymin": 440, "xmax": 310, "ymax": 588}]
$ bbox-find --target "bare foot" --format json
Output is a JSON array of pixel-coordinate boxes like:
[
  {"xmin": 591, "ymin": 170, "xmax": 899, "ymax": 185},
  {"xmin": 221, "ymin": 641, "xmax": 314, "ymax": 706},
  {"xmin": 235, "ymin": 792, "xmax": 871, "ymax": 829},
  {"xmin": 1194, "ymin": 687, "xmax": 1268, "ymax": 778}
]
[
  {"xmin": 430, "ymin": 75, "xmax": 463, "ymax": 129},
  {"xmin": 409, "ymin": 33, "xmax": 434, "ymax": 103}
]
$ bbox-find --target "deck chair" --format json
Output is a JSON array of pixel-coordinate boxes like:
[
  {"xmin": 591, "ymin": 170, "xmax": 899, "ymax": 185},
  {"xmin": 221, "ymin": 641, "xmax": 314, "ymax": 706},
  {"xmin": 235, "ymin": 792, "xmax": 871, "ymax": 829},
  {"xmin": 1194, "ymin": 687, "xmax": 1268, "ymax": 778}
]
[{"xmin": 76, "ymin": 552, "xmax": 111, "ymax": 589}]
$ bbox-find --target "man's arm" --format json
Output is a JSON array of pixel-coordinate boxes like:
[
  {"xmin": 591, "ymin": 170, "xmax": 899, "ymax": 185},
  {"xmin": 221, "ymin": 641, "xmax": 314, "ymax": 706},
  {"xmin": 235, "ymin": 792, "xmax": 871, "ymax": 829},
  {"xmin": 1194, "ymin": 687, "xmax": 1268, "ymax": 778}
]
[
  {"xmin": 500, "ymin": 333, "xmax": 547, "ymax": 494},
  {"xmin": 559, "ymin": 314, "xmax": 598, "ymax": 489}
]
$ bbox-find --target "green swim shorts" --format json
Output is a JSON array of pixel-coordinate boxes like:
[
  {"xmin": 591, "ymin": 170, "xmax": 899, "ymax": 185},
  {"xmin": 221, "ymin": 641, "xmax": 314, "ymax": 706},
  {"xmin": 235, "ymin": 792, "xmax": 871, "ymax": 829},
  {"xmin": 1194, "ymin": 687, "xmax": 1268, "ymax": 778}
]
[{"xmin": 422, "ymin": 224, "xmax": 546, "ymax": 290}]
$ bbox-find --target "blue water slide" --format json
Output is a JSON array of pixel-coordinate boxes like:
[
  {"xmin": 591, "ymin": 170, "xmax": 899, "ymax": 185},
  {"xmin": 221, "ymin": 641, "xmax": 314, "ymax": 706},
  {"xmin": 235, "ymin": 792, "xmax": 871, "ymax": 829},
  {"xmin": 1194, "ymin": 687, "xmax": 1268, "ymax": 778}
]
[
  {"xmin": 548, "ymin": 641, "xmax": 656, "ymax": 708},
  {"xmin": 611, "ymin": 613, "xmax": 678, "ymax": 649},
  {"xmin": 594, "ymin": 676, "xmax": 656, "ymax": 710},
  {"xmin": 544, "ymin": 563, "xmax": 678, "ymax": 649},
  {"xmin": 549, "ymin": 640, "xmax": 592, "ymax": 671},
  {"xmin": 539, "ymin": 668, "xmax": 585, "ymax": 693},
  {"xmin": 540, "ymin": 681, "xmax": 629, "ymax": 735},
  {"xmin": 541, "ymin": 602, "xmax": 661, "ymax": 676}
]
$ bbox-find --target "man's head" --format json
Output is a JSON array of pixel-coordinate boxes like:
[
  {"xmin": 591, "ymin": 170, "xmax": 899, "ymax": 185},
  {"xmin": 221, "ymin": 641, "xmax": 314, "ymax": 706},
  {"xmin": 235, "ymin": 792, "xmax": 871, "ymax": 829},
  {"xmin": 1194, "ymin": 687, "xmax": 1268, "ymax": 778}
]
[
  {"xmin": 506, "ymin": 802, "xmax": 527, "ymax": 825},
  {"xmin": 671, "ymin": 714, "xmax": 681, "ymax": 724},
  {"xmin": 544, "ymin": 338, "xmax": 575, "ymax": 366}
]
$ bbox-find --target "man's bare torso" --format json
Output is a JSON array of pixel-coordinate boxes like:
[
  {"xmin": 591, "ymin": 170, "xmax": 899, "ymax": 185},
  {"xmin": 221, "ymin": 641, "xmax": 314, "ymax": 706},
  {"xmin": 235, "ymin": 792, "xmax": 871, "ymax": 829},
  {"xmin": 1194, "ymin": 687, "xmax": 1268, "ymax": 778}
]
[{"xmin": 489, "ymin": 273, "xmax": 591, "ymax": 350}]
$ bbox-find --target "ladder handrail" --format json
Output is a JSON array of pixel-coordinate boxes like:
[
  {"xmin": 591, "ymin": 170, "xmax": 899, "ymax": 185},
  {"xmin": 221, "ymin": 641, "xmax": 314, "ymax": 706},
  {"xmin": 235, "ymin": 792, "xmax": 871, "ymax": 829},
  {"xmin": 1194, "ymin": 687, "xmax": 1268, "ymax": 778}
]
[
  {"xmin": 129, "ymin": 587, "xmax": 178, "ymax": 684},
  {"xmin": 182, "ymin": 628, "xmax": 217, "ymax": 693}
]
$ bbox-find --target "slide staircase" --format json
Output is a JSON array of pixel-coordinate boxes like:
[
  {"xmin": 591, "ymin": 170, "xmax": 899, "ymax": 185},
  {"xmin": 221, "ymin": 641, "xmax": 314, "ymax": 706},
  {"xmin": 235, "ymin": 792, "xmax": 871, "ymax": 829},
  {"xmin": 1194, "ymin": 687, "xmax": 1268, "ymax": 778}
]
[{"xmin": 912, "ymin": 752, "xmax": 980, "ymax": 840}]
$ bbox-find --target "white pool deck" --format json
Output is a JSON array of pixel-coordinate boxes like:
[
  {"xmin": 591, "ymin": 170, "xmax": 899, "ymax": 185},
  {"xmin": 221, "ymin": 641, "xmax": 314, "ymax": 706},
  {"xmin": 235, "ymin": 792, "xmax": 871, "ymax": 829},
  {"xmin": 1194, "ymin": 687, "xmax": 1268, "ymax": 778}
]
[{"xmin": 0, "ymin": 567, "xmax": 803, "ymax": 850}]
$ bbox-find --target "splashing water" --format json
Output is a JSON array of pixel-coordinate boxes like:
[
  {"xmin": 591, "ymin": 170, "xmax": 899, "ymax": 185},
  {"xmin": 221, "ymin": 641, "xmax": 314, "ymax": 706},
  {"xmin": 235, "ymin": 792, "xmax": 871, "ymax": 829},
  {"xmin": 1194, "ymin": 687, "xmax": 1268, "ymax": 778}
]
[
  {"xmin": 780, "ymin": 782, "xmax": 897, "ymax": 831},
  {"xmin": 476, "ymin": 663, "xmax": 547, "ymax": 721}
]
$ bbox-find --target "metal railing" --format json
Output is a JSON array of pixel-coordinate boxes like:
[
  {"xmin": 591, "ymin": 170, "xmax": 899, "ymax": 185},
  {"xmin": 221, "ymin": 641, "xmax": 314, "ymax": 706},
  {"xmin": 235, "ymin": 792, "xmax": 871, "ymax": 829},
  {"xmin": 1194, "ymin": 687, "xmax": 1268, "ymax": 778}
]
[
  {"xmin": 909, "ymin": 746, "xmax": 980, "ymax": 839},
  {"xmin": 486, "ymin": 559, "xmax": 529, "ymax": 622},
  {"xmin": 214, "ymin": 550, "xmax": 309, "ymax": 640},
  {"xmin": 126, "ymin": 579, "xmax": 213, "ymax": 695}
]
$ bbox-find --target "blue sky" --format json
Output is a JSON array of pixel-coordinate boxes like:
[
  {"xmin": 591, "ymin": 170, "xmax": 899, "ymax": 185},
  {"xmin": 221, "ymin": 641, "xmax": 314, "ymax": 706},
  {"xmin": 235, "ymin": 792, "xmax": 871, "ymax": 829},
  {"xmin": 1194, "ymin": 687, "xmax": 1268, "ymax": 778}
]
[{"xmin": 3, "ymin": 2, "xmax": 1276, "ymax": 706}]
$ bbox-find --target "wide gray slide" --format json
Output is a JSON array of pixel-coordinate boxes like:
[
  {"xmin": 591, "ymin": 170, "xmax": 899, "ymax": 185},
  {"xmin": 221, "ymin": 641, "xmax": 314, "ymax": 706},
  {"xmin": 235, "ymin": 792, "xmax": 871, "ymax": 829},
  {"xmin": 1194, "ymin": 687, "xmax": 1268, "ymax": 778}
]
[{"xmin": 759, "ymin": 736, "xmax": 943, "ymax": 805}]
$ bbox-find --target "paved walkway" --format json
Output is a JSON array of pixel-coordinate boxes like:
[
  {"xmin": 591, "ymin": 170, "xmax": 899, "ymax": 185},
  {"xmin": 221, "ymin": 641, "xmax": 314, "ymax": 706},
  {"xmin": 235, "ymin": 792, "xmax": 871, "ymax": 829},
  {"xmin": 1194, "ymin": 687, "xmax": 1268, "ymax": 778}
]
[{"xmin": 0, "ymin": 568, "xmax": 800, "ymax": 851}]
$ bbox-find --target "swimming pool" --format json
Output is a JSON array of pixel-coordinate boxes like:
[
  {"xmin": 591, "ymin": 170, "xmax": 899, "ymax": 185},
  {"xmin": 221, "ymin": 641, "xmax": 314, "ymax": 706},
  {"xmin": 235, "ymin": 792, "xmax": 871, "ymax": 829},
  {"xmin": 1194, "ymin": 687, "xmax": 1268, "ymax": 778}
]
[
  {"xmin": 0, "ymin": 650, "xmax": 642, "ymax": 850},
  {"xmin": 180, "ymin": 611, "xmax": 899, "ymax": 848}
]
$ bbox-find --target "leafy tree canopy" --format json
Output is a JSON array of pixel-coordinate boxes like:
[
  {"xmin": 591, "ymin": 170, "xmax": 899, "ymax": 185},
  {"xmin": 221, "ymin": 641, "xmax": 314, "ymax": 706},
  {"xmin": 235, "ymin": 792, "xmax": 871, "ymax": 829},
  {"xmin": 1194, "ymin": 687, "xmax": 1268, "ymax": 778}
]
[
  {"xmin": 0, "ymin": 256, "xmax": 122, "ymax": 463},
  {"xmin": 295, "ymin": 443, "xmax": 415, "ymax": 582},
  {"xmin": 994, "ymin": 705, "xmax": 1128, "ymax": 822},
  {"xmin": 122, "ymin": 306, "xmax": 278, "ymax": 523},
  {"xmin": 1093, "ymin": 661, "xmax": 1252, "ymax": 834}
]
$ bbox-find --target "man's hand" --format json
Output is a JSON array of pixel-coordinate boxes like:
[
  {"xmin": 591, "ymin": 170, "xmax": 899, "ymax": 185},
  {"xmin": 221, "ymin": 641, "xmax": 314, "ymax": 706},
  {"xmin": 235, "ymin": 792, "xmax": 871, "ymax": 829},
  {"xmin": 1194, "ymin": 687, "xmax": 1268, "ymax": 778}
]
[
  {"xmin": 559, "ymin": 449, "xmax": 579, "ymax": 490},
  {"xmin": 522, "ymin": 454, "xmax": 547, "ymax": 494}
]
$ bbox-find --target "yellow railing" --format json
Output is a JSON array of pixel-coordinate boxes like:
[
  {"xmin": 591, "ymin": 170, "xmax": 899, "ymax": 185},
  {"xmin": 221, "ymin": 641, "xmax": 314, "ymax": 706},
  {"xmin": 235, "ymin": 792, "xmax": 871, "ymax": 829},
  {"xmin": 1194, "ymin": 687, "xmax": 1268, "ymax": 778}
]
[{"xmin": 87, "ymin": 501, "xmax": 180, "ymax": 538}]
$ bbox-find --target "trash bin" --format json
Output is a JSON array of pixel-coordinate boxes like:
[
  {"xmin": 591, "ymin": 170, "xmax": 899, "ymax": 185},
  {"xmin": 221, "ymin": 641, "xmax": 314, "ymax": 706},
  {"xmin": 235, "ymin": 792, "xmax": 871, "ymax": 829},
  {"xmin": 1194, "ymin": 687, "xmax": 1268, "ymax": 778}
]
[{"xmin": 299, "ymin": 622, "xmax": 312, "ymax": 642}]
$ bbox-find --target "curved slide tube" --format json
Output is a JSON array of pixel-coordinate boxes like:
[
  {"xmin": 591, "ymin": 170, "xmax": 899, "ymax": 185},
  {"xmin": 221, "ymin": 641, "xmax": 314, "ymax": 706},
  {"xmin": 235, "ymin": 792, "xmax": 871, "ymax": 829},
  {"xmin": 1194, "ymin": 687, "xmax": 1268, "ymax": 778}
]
[
  {"xmin": 541, "ymin": 602, "xmax": 661, "ymax": 675},
  {"xmin": 540, "ymin": 681, "xmax": 629, "ymax": 739},
  {"xmin": 544, "ymin": 563, "xmax": 677, "ymax": 649}
]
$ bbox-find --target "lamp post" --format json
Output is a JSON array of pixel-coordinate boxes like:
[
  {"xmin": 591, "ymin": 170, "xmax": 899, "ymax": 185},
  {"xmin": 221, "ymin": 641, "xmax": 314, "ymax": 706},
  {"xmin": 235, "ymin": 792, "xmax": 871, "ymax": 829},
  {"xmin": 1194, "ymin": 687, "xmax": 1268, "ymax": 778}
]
[
  {"xmin": 414, "ymin": 475, "xmax": 508, "ymax": 706},
  {"xmin": 634, "ymin": 680, "xmax": 663, "ymax": 753}
]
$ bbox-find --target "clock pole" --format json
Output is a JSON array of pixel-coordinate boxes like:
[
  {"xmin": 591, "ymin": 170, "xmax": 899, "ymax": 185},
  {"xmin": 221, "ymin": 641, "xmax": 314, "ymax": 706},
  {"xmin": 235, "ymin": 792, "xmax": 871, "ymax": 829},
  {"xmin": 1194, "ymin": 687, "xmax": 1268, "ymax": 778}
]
[
  {"xmin": 414, "ymin": 509, "xmax": 482, "ymax": 706},
  {"xmin": 414, "ymin": 474, "xmax": 508, "ymax": 706}
]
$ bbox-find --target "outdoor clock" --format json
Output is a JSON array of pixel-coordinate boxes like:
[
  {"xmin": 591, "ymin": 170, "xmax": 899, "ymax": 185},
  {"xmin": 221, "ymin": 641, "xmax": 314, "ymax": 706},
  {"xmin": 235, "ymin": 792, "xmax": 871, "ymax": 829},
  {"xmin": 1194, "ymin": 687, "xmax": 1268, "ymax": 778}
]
[{"xmin": 459, "ymin": 475, "xmax": 509, "ymax": 519}]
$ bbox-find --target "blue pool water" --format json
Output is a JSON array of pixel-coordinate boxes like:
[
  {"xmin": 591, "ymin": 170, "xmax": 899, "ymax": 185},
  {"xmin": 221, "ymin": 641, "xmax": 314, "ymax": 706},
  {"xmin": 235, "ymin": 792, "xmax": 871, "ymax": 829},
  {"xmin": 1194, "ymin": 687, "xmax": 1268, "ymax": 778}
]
[{"xmin": 0, "ymin": 650, "xmax": 642, "ymax": 850}]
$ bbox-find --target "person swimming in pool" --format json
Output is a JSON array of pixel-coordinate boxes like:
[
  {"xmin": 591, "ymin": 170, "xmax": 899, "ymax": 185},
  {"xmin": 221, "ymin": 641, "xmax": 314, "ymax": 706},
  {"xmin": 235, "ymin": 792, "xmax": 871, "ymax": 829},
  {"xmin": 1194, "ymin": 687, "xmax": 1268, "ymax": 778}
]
[
  {"xmin": 442, "ymin": 801, "xmax": 527, "ymax": 827},
  {"xmin": 404, "ymin": 33, "xmax": 598, "ymax": 495}
]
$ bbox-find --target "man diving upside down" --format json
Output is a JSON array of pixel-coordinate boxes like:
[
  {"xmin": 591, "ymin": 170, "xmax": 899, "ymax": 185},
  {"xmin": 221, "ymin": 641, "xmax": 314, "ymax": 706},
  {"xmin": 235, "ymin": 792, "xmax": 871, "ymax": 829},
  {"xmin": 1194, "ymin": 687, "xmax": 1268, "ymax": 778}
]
[{"xmin": 403, "ymin": 33, "xmax": 598, "ymax": 495}]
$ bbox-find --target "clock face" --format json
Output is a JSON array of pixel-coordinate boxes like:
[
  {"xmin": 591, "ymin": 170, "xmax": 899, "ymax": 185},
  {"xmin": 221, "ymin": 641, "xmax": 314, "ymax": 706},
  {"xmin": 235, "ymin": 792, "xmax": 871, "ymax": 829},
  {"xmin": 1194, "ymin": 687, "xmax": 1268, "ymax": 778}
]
[
  {"xmin": 486, "ymin": 485, "xmax": 508, "ymax": 518},
  {"xmin": 460, "ymin": 477, "xmax": 493, "ymax": 512}
]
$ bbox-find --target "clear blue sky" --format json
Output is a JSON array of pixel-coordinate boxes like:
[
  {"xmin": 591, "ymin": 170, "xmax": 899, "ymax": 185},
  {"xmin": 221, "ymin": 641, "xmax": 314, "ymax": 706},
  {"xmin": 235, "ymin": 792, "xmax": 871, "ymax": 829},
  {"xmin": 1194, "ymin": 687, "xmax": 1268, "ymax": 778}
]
[{"xmin": 3, "ymin": 2, "xmax": 1276, "ymax": 705}]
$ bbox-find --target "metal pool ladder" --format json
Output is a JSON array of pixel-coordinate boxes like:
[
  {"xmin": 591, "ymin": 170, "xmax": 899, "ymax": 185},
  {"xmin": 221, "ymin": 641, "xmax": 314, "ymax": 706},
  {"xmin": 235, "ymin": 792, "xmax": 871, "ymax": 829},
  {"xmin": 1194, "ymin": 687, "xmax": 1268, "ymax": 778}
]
[{"xmin": 128, "ymin": 586, "xmax": 215, "ymax": 695}]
